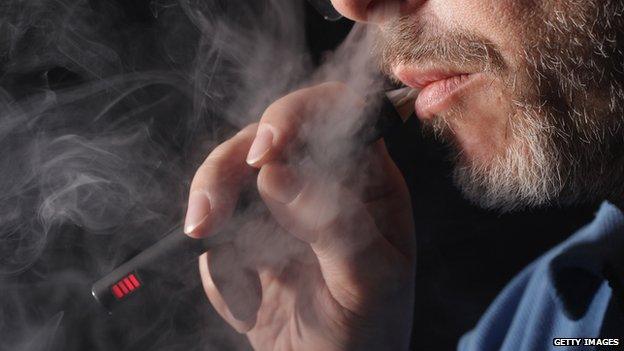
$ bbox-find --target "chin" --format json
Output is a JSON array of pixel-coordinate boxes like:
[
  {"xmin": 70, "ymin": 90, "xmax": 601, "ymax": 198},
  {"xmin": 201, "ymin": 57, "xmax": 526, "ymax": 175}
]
[
  {"xmin": 433, "ymin": 102, "xmax": 513, "ymax": 161},
  {"xmin": 425, "ymin": 101, "xmax": 564, "ymax": 212}
]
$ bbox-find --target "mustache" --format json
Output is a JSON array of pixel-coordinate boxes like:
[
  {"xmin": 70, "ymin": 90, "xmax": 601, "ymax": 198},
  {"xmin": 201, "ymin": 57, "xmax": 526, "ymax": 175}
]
[{"xmin": 376, "ymin": 16, "xmax": 507, "ymax": 79}]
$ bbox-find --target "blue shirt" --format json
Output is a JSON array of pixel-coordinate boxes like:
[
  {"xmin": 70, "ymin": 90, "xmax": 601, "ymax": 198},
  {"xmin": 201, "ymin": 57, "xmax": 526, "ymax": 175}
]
[{"xmin": 459, "ymin": 202, "xmax": 624, "ymax": 350}]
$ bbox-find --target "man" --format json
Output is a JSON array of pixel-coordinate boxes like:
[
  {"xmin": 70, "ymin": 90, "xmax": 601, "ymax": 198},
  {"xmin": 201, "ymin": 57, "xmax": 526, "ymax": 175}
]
[{"xmin": 183, "ymin": 0, "xmax": 624, "ymax": 350}]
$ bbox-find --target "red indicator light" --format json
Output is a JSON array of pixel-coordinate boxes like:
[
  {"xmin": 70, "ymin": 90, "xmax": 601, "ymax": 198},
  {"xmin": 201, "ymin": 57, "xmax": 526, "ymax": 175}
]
[
  {"xmin": 118, "ymin": 281, "xmax": 129, "ymax": 295},
  {"xmin": 123, "ymin": 277, "xmax": 135, "ymax": 292},
  {"xmin": 112, "ymin": 285, "xmax": 124, "ymax": 299},
  {"xmin": 110, "ymin": 273, "xmax": 141, "ymax": 301},
  {"xmin": 129, "ymin": 274, "xmax": 140, "ymax": 288}
]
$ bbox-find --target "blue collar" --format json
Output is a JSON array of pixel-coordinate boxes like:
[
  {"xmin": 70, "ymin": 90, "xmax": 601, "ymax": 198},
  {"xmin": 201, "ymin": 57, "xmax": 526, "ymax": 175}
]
[{"xmin": 548, "ymin": 202, "xmax": 624, "ymax": 319}]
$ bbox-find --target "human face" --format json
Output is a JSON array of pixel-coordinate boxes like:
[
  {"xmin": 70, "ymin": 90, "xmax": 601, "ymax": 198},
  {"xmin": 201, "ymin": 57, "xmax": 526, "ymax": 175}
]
[{"xmin": 334, "ymin": 0, "xmax": 624, "ymax": 211}]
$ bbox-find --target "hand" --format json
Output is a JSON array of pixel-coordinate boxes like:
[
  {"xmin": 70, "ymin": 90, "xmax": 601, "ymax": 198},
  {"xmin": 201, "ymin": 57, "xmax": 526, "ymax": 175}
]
[{"xmin": 184, "ymin": 82, "xmax": 416, "ymax": 351}]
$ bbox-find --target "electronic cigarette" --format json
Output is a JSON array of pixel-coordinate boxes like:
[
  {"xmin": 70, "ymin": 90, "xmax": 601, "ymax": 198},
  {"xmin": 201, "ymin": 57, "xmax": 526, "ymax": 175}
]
[{"xmin": 91, "ymin": 88, "xmax": 416, "ymax": 312}]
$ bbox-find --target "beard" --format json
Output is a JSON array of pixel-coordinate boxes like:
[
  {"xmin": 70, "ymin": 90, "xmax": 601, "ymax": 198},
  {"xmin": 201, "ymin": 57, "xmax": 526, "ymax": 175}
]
[{"xmin": 377, "ymin": 1, "xmax": 624, "ymax": 211}]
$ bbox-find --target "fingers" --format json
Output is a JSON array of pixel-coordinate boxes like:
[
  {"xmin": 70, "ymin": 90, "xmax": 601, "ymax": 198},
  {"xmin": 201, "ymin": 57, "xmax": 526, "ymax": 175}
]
[
  {"xmin": 245, "ymin": 82, "xmax": 363, "ymax": 167},
  {"xmin": 184, "ymin": 124, "xmax": 258, "ymax": 238},
  {"xmin": 257, "ymin": 162, "xmax": 413, "ymax": 311},
  {"xmin": 198, "ymin": 246, "xmax": 262, "ymax": 333}
]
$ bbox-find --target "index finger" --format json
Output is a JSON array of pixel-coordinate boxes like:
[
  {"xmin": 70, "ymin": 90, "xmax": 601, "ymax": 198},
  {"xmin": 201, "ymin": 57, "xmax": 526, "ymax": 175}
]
[
  {"xmin": 245, "ymin": 82, "xmax": 364, "ymax": 167},
  {"xmin": 184, "ymin": 124, "xmax": 258, "ymax": 238}
]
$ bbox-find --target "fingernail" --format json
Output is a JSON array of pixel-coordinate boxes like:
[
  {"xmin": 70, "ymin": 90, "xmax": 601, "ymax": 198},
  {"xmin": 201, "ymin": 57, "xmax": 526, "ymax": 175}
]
[
  {"xmin": 184, "ymin": 191, "xmax": 212, "ymax": 237},
  {"xmin": 264, "ymin": 165, "xmax": 303, "ymax": 204},
  {"xmin": 246, "ymin": 125, "xmax": 274, "ymax": 165}
]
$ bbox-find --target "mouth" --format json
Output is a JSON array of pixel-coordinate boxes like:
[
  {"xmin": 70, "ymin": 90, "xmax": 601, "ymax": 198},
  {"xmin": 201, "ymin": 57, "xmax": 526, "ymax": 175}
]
[{"xmin": 393, "ymin": 66, "xmax": 482, "ymax": 120}]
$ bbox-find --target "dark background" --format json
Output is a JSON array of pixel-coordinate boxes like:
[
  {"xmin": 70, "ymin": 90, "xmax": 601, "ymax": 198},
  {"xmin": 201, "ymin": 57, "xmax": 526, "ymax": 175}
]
[{"xmin": 0, "ymin": 1, "xmax": 599, "ymax": 350}]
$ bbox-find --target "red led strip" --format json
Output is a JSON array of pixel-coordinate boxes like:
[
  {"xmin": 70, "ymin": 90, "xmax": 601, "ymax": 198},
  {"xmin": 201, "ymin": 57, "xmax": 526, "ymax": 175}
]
[
  {"xmin": 119, "ymin": 281, "xmax": 129, "ymax": 294},
  {"xmin": 123, "ymin": 277, "xmax": 134, "ymax": 292},
  {"xmin": 129, "ymin": 274, "xmax": 140, "ymax": 288},
  {"xmin": 112, "ymin": 284, "xmax": 123, "ymax": 299},
  {"xmin": 111, "ymin": 273, "xmax": 142, "ymax": 300}
]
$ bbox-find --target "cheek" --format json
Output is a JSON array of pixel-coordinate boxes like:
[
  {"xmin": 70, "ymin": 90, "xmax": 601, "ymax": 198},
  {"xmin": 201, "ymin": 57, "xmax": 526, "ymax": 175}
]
[
  {"xmin": 428, "ymin": 0, "xmax": 531, "ymax": 31},
  {"xmin": 445, "ymin": 78, "xmax": 514, "ymax": 162},
  {"xmin": 427, "ymin": 0, "xmax": 533, "ymax": 65}
]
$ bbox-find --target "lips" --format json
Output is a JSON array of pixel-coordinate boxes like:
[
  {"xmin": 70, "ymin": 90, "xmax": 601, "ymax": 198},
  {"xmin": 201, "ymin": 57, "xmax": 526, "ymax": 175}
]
[{"xmin": 394, "ymin": 66, "xmax": 480, "ymax": 119}]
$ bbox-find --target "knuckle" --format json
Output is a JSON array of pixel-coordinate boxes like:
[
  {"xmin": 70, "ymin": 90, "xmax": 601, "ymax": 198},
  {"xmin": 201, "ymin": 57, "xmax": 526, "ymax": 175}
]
[
  {"xmin": 194, "ymin": 158, "xmax": 226, "ymax": 184},
  {"xmin": 201, "ymin": 146, "xmax": 244, "ymax": 176},
  {"xmin": 202, "ymin": 155, "xmax": 226, "ymax": 174},
  {"xmin": 207, "ymin": 141, "xmax": 234, "ymax": 163},
  {"xmin": 235, "ymin": 123, "xmax": 258, "ymax": 137},
  {"xmin": 204, "ymin": 123, "xmax": 257, "ymax": 166},
  {"xmin": 263, "ymin": 93, "xmax": 298, "ymax": 118},
  {"xmin": 318, "ymin": 81, "xmax": 349, "ymax": 93},
  {"xmin": 192, "ymin": 156, "xmax": 238, "ymax": 192},
  {"xmin": 194, "ymin": 161, "xmax": 220, "ymax": 181}
]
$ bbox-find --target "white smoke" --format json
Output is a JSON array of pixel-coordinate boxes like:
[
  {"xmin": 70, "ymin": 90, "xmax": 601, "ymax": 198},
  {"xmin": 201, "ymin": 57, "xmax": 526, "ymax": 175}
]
[{"xmin": 0, "ymin": 0, "xmax": 387, "ymax": 350}]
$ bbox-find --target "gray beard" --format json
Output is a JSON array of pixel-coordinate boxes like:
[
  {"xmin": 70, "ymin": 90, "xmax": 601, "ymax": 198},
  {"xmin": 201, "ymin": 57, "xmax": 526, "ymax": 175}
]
[
  {"xmin": 430, "ymin": 105, "xmax": 562, "ymax": 212},
  {"xmin": 423, "ymin": 1, "xmax": 624, "ymax": 212}
]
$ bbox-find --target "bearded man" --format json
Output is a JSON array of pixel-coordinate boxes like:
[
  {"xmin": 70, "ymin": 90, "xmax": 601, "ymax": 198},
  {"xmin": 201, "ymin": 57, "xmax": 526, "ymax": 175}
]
[{"xmin": 183, "ymin": 0, "xmax": 624, "ymax": 349}]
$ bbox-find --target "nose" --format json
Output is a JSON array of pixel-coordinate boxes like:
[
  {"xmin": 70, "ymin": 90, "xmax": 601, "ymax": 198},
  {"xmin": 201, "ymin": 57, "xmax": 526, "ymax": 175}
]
[{"xmin": 330, "ymin": 0, "xmax": 425, "ymax": 23}]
